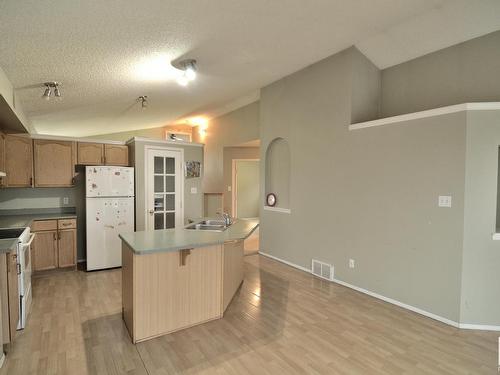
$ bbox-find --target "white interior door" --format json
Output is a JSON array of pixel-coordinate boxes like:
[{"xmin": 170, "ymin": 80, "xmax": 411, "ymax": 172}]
[{"xmin": 146, "ymin": 148, "xmax": 183, "ymax": 230}]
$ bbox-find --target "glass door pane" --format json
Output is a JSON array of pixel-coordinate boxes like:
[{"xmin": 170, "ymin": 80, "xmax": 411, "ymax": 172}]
[{"xmin": 149, "ymin": 152, "xmax": 180, "ymax": 231}]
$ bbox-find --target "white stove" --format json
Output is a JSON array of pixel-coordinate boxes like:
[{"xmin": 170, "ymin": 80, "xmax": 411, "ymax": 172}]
[{"xmin": 0, "ymin": 227, "xmax": 35, "ymax": 330}]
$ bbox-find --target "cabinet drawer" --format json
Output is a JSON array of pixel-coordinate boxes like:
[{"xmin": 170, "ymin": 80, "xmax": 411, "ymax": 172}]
[
  {"xmin": 58, "ymin": 218, "xmax": 76, "ymax": 229},
  {"xmin": 31, "ymin": 220, "xmax": 57, "ymax": 232}
]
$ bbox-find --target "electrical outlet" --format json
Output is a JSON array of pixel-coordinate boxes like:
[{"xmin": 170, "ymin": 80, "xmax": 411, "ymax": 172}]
[
  {"xmin": 190, "ymin": 187, "xmax": 197, "ymax": 194},
  {"xmin": 349, "ymin": 259, "xmax": 355, "ymax": 269},
  {"xmin": 438, "ymin": 195, "xmax": 452, "ymax": 207},
  {"xmin": 63, "ymin": 197, "xmax": 69, "ymax": 205}
]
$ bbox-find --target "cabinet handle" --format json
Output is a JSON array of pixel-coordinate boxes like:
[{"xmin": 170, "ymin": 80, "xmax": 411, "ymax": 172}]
[
  {"xmin": 53, "ymin": 233, "xmax": 56, "ymax": 241},
  {"xmin": 62, "ymin": 222, "xmax": 71, "ymax": 226},
  {"xmin": 30, "ymin": 177, "xmax": 33, "ymax": 187}
]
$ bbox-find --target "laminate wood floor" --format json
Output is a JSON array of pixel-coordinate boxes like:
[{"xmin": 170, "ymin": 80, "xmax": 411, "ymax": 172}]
[{"xmin": 1, "ymin": 255, "xmax": 498, "ymax": 374}]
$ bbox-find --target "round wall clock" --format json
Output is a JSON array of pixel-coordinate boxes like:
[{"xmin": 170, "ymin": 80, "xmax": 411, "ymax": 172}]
[{"xmin": 266, "ymin": 193, "xmax": 277, "ymax": 207}]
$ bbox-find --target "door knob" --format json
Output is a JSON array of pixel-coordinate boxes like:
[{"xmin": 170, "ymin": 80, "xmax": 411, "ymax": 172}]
[{"xmin": 149, "ymin": 209, "xmax": 154, "ymax": 215}]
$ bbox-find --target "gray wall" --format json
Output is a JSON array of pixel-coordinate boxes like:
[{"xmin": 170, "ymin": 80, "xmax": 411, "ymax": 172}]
[
  {"xmin": 131, "ymin": 139, "xmax": 203, "ymax": 230},
  {"xmin": 193, "ymin": 101, "xmax": 260, "ymax": 193},
  {"xmin": 381, "ymin": 30, "xmax": 500, "ymax": 118},
  {"xmin": 264, "ymin": 138, "xmax": 290, "ymax": 210},
  {"xmin": 222, "ymin": 146, "xmax": 259, "ymax": 214},
  {"xmin": 260, "ymin": 46, "xmax": 468, "ymax": 322},
  {"xmin": 461, "ymin": 111, "xmax": 500, "ymax": 325}
]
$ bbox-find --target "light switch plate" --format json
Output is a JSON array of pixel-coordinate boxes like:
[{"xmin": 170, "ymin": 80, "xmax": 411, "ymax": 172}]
[
  {"xmin": 349, "ymin": 259, "xmax": 355, "ymax": 269},
  {"xmin": 63, "ymin": 197, "xmax": 69, "ymax": 205},
  {"xmin": 438, "ymin": 195, "xmax": 452, "ymax": 207},
  {"xmin": 227, "ymin": 186, "xmax": 232, "ymax": 192},
  {"xmin": 190, "ymin": 187, "xmax": 197, "ymax": 194}
]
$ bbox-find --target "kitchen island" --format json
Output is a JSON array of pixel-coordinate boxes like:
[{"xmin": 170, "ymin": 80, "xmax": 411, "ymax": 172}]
[{"xmin": 119, "ymin": 218, "xmax": 258, "ymax": 343}]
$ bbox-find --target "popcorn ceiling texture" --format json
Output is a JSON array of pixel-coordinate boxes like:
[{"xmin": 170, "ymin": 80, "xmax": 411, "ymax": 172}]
[{"xmin": 0, "ymin": 0, "xmax": 499, "ymax": 137}]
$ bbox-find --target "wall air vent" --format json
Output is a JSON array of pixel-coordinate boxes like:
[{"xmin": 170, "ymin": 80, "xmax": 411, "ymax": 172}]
[{"xmin": 311, "ymin": 259, "xmax": 334, "ymax": 281}]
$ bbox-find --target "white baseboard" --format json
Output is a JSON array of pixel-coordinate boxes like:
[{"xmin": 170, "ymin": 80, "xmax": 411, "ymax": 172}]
[
  {"xmin": 459, "ymin": 323, "xmax": 500, "ymax": 331},
  {"xmin": 259, "ymin": 252, "xmax": 500, "ymax": 332}
]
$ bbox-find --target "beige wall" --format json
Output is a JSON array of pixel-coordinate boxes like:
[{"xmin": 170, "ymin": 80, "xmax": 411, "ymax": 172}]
[
  {"xmin": 193, "ymin": 101, "xmax": 260, "ymax": 193},
  {"xmin": 260, "ymin": 46, "xmax": 470, "ymax": 323},
  {"xmin": 381, "ymin": 30, "xmax": 500, "ymax": 118},
  {"xmin": 222, "ymin": 146, "xmax": 259, "ymax": 214}
]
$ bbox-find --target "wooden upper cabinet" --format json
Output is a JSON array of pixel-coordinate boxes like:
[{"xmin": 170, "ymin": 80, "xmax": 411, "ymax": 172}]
[
  {"xmin": 34, "ymin": 139, "xmax": 76, "ymax": 187},
  {"xmin": 78, "ymin": 143, "xmax": 104, "ymax": 165},
  {"xmin": 104, "ymin": 144, "xmax": 129, "ymax": 166},
  {"xmin": 3, "ymin": 135, "xmax": 33, "ymax": 187}
]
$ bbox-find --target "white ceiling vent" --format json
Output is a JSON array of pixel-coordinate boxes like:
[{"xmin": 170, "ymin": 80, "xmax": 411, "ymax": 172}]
[{"xmin": 311, "ymin": 259, "xmax": 334, "ymax": 281}]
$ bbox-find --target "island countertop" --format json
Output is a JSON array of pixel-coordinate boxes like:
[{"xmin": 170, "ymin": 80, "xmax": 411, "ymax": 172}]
[{"xmin": 119, "ymin": 218, "xmax": 259, "ymax": 255}]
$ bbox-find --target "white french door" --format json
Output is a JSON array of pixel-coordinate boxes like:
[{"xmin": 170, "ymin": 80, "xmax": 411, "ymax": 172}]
[{"xmin": 146, "ymin": 148, "xmax": 183, "ymax": 230}]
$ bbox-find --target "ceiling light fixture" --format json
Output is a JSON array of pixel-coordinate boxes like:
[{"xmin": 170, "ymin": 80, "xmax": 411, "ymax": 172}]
[
  {"xmin": 138, "ymin": 95, "xmax": 148, "ymax": 109},
  {"xmin": 171, "ymin": 59, "xmax": 197, "ymax": 86},
  {"xmin": 42, "ymin": 82, "xmax": 61, "ymax": 100}
]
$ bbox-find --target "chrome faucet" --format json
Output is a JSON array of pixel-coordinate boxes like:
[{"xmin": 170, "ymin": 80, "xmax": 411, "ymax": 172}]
[{"xmin": 221, "ymin": 212, "xmax": 233, "ymax": 226}]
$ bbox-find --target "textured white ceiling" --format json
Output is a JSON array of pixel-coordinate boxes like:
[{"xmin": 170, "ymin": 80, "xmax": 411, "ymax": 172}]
[{"xmin": 0, "ymin": 0, "xmax": 499, "ymax": 137}]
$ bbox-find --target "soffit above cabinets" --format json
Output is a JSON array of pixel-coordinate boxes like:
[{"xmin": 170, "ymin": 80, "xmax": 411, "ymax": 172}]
[{"xmin": 0, "ymin": 95, "xmax": 28, "ymax": 134}]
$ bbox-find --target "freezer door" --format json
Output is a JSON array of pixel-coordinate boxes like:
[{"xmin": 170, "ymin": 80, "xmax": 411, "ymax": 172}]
[
  {"xmin": 86, "ymin": 197, "xmax": 134, "ymax": 271},
  {"xmin": 86, "ymin": 166, "xmax": 135, "ymax": 197}
]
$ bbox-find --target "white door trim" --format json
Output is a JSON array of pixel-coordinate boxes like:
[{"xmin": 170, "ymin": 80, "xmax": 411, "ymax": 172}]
[
  {"xmin": 144, "ymin": 145, "xmax": 184, "ymax": 230},
  {"xmin": 231, "ymin": 158, "xmax": 259, "ymax": 218}
]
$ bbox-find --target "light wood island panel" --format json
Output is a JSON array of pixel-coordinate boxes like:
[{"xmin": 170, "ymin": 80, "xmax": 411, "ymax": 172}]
[{"xmin": 122, "ymin": 240, "xmax": 244, "ymax": 343}]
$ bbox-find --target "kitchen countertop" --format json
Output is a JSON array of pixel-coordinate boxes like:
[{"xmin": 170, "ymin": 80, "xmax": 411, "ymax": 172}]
[
  {"xmin": 0, "ymin": 212, "xmax": 77, "ymax": 229},
  {"xmin": 119, "ymin": 218, "xmax": 259, "ymax": 255},
  {"xmin": 0, "ymin": 209, "xmax": 77, "ymax": 254}
]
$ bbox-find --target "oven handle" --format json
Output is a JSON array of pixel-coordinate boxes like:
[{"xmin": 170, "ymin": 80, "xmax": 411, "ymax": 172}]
[{"xmin": 22, "ymin": 233, "xmax": 36, "ymax": 248}]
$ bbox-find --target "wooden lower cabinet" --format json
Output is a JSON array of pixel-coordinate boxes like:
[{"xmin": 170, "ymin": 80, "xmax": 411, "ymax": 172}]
[
  {"xmin": 58, "ymin": 229, "xmax": 77, "ymax": 267},
  {"xmin": 32, "ymin": 231, "xmax": 58, "ymax": 271},
  {"xmin": 0, "ymin": 252, "xmax": 19, "ymax": 344},
  {"xmin": 32, "ymin": 219, "xmax": 77, "ymax": 272}
]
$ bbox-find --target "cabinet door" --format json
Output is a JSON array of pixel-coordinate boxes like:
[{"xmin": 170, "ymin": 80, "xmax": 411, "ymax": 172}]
[
  {"xmin": 104, "ymin": 144, "xmax": 129, "ymax": 166},
  {"xmin": 33, "ymin": 231, "xmax": 58, "ymax": 271},
  {"xmin": 58, "ymin": 229, "xmax": 77, "ymax": 268},
  {"xmin": 0, "ymin": 133, "xmax": 4, "ymax": 187},
  {"xmin": 78, "ymin": 143, "xmax": 104, "ymax": 165},
  {"xmin": 4, "ymin": 135, "xmax": 33, "ymax": 187},
  {"xmin": 7, "ymin": 252, "xmax": 19, "ymax": 342},
  {"xmin": 34, "ymin": 140, "xmax": 76, "ymax": 187}
]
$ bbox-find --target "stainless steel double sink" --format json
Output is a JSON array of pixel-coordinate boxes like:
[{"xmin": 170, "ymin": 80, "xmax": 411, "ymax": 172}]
[{"xmin": 185, "ymin": 220, "xmax": 230, "ymax": 232}]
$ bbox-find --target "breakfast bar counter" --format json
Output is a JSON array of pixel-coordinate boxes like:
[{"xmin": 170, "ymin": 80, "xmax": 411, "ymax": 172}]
[{"xmin": 119, "ymin": 218, "xmax": 258, "ymax": 343}]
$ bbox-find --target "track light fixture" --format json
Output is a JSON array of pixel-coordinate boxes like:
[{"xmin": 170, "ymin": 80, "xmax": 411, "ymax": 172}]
[
  {"xmin": 138, "ymin": 95, "xmax": 148, "ymax": 109},
  {"xmin": 42, "ymin": 82, "xmax": 61, "ymax": 100},
  {"xmin": 171, "ymin": 59, "xmax": 197, "ymax": 86}
]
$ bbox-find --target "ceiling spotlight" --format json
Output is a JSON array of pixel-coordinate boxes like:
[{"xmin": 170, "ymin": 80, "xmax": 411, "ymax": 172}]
[
  {"xmin": 42, "ymin": 84, "xmax": 52, "ymax": 100},
  {"xmin": 138, "ymin": 95, "xmax": 148, "ymax": 109},
  {"xmin": 42, "ymin": 82, "xmax": 61, "ymax": 100},
  {"xmin": 172, "ymin": 59, "xmax": 197, "ymax": 86}
]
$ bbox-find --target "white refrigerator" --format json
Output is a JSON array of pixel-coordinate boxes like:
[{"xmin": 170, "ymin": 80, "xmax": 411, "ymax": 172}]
[{"xmin": 86, "ymin": 166, "xmax": 135, "ymax": 271}]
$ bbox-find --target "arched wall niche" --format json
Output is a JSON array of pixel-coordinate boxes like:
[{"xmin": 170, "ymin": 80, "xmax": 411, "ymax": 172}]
[{"xmin": 265, "ymin": 137, "xmax": 290, "ymax": 209}]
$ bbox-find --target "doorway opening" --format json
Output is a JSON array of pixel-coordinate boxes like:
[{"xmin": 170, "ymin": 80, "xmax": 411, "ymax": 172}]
[{"xmin": 223, "ymin": 141, "xmax": 260, "ymax": 255}]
